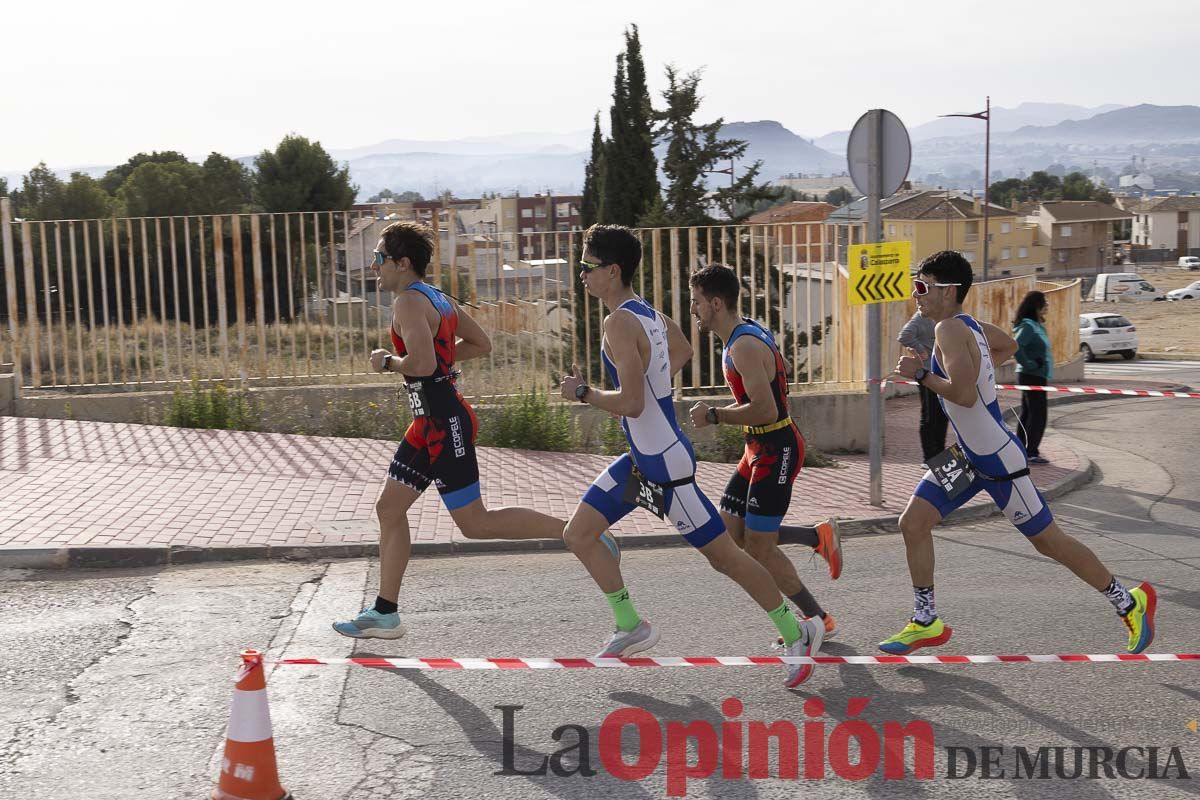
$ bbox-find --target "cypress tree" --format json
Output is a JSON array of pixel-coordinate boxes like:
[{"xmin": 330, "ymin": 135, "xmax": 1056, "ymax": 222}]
[
  {"xmin": 601, "ymin": 53, "xmax": 631, "ymax": 226},
  {"xmin": 581, "ymin": 113, "xmax": 605, "ymax": 230},
  {"xmin": 622, "ymin": 25, "xmax": 659, "ymax": 226}
]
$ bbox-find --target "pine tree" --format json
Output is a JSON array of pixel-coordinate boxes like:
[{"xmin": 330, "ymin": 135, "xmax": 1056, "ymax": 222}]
[
  {"xmin": 648, "ymin": 65, "xmax": 798, "ymax": 384},
  {"xmin": 581, "ymin": 113, "xmax": 605, "ymax": 229}
]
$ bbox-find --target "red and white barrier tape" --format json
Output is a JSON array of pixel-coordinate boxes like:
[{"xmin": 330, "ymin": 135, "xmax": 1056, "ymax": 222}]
[
  {"xmin": 883, "ymin": 379, "xmax": 1200, "ymax": 399},
  {"xmin": 275, "ymin": 654, "xmax": 1200, "ymax": 669}
]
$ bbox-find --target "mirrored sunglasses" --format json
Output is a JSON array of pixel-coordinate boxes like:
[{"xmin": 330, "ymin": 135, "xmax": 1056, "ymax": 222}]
[{"xmin": 912, "ymin": 279, "xmax": 963, "ymax": 296}]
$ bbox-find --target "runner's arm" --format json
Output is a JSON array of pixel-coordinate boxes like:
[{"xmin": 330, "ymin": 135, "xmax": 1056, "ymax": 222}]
[
  {"xmin": 898, "ymin": 318, "xmax": 978, "ymax": 407},
  {"xmin": 453, "ymin": 305, "xmax": 492, "ymax": 362},
  {"xmin": 578, "ymin": 312, "xmax": 647, "ymax": 418},
  {"xmin": 391, "ymin": 293, "xmax": 437, "ymax": 377},
  {"xmin": 979, "ymin": 320, "xmax": 1019, "ymax": 365},
  {"xmin": 711, "ymin": 337, "xmax": 779, "ymax": 427},
  {"xmin": 930, "ymin": 319, "xmax": 982, "ymax": 406},
  {"xmin": 662, "ymin": 313, "xmax": 693, "ymax": 376}
]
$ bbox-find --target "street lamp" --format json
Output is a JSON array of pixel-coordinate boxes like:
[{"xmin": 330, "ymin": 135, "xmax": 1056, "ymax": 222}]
[{"xmin": 940, "ymin": 96, "xmax": 991, "ymax": 280}]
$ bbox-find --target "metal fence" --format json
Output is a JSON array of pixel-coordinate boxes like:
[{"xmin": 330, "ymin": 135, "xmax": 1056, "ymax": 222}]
[{"xmin": 0, "ymin": 200, "xmax": 851, "ymax": 398}]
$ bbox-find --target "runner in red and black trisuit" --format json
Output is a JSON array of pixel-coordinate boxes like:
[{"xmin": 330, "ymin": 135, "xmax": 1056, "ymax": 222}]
[
  {"xmin": 333, "ymin": 221, "xmax": 612, "ymax": 640},
  {"xmin": 687, "ymin": 264, "xmax": 844, "ymax": 638}
]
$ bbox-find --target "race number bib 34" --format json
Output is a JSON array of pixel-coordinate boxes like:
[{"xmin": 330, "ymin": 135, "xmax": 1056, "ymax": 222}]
[
  {"xmin": 623, "ymin": 468, "xmax": 666, "ymax": 518},
  {"xmin": 926, "ymin": 444, "xmax": 977, "ymax": 501}
]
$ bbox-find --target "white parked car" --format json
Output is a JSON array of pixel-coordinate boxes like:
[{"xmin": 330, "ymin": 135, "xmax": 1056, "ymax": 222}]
[
  {"xmin": 1166, "ymin": 280, "xmax": 1200, "ymax": 301},
  {"xmin": 1079, "ymin": 313, "xmax": 1138, "ymax": 361}
]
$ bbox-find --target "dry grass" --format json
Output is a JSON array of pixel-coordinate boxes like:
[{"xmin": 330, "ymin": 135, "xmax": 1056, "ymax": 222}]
[
  {"xmin": 1080, "ymin": 269, "xmax": 1200, "ymax": 354},
  {"xmin": 6, "ymin": 319, "xmax": 575, "ymax": 397}
]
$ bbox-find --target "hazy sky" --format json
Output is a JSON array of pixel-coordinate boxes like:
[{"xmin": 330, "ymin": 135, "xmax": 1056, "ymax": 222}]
[{"xmin": 3, "ymin": 0, "xmax": 1196, "ymax": 172}]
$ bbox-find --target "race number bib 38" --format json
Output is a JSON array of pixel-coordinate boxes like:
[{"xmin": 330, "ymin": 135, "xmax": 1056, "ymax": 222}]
[
  {"xmin": 623, "ymin": 468, "xmax": 666, "ymax": 518},
  {"xmin": 404, "ymin": 381, "xmax": 430, "ymax": 418},
  {"xmin": 926, "ymin": 444, "xmax": 977, "ymax": 501}
]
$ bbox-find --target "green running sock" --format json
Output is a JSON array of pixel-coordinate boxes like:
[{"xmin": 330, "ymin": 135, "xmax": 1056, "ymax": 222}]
[
  {"xmin": 605, "ymin": 586, "xmax": 641, "ymax": 632},
  {"xmin": 769, "ymin": 600, "xmax": 802, "ymax": 647}
]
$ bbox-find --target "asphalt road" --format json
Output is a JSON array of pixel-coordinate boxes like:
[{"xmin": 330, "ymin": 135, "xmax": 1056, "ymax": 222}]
[
  {"xmin": 2, "ymin": 397, "xmax": 1198, "ymax": 799},
  {"xmin": 1084, "ymin": 358, "xmax": 1200, "ymax": 388}
]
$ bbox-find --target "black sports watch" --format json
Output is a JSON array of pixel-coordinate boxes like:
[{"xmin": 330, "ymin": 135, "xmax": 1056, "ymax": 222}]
[
  {"xmin": 574, "ymin": 383, "xmax": 591, "ymax": 402},
  {"xmin": 705, "ymin": 406, "xmax": 719, "ymax": 425},
  {"xmin": 914, "ymin": 367, "xmax": 929, "ymax": 385}
]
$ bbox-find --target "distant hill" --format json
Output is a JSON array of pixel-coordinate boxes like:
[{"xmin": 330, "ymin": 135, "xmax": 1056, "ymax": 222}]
[
  {"xmin": 910, "ymin": 102, "xmax": 1124, "ymax": 142},
  {"xmin": 347, "ymin": 151, "xmax": 587, "ymax": 199},
  {"xmin": 716, "ymin": 121, "xmax": 843, "ymax": 179},
  {"xmin": 813, "ymin": 130, "xmax": 850, "ymax": 153},
  {"xmin": 330, "ymin": 130, "xmax": 591, "ymax": 161},
  {"xmin": 811, "ymin": 103, "xmax": 1126, "ymax": 158},
  {"xmin": 343, "ymin": 120, "xmax": 842, "ymax": 198},
  {"xmin": 1003, "ymin": 104, "xmax": 1200, "ymax": 143}
]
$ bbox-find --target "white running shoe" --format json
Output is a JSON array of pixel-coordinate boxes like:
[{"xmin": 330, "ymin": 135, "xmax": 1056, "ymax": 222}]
[
  {"xmin": 783, "ymin": 616, "xmax": 824, "ymax": 688},
  {"xmin": 596, "ymin": 620, "xmax": 659, "ymax": 657}
]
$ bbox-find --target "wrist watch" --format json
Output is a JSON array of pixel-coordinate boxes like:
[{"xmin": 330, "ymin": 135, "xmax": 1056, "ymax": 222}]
[
  {"xmin": 381, "ymin": 354, "xmax": 393, "ymax": 373},
  {"xmin": 914, "ymin": 367, "xmax": 929, "ymax": 384},
  {"xmin": 705, "ymin": 406, "xmax": 719, "ymax": 425},
  {"xmin": 574, "ymin": 383, "xmax": 591, "ymax": 402}
]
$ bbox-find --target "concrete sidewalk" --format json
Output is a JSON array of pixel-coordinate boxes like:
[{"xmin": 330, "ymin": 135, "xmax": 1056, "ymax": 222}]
[{"xmin": 0, "ymin": 386, "xmax": 1105, "ymax": 568}]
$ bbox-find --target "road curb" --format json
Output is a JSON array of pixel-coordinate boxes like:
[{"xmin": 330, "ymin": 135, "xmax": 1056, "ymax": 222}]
[
  {"xmin": 0, "ymin": 455, "xmax": 1095, "ymax": 570},
  {"xmin": 1138, "ymin": 351, "xmax": 1200, "ymax": 361},
  {"xmin": 827, "ymin": 454, "xmax": 1095, "ymax": 537}
]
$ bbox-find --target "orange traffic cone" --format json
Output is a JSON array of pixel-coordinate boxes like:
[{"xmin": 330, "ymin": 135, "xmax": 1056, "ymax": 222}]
[{"xmin": 212, "ymin": 650, "xmax": 292, "ymax": 800}]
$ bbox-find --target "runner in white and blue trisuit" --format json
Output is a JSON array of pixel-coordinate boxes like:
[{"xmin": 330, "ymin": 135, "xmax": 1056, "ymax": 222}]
[
  {"xmin": 559, "ymin": 225, "xmax": 823, "ymax": 687},
  {"xmin": 882, "ymin": 250, "xmax": 1157, "ymax": 656}
]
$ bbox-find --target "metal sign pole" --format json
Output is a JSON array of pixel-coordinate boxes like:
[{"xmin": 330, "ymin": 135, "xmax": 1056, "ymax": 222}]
[{"xmin": 867, "ymin": 110, "xmax": 884, "ymax": 507}]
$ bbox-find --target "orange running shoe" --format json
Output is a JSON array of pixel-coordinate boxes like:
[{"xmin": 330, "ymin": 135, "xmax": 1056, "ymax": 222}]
[{"xmin": 814, "ymin": 518, "xmax": 842, "ymax": 580}]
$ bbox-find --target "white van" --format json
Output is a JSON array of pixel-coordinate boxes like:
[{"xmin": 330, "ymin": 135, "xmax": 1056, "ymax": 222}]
[
  {"xmin": 1091, "ymin": 273, "xmax": 1165, "ymax": 302},
  {"xmin": 1178, "ymin": 256, "xmax": 1200, "ymax": 271}
]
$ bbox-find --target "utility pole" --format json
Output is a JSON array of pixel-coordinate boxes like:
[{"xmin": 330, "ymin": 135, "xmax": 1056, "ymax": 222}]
[{"xmin": 866, "ymin": 110, "xmax": 884, "ymax": 507}]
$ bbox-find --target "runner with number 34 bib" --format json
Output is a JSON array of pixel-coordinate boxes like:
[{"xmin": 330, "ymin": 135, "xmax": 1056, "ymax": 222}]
[{"xmin": 883, "ymin": 250, "xmax": 1157, "ymax": 657}]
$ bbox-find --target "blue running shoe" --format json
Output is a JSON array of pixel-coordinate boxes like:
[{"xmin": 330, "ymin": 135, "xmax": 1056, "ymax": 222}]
[{"xmin": 333, "ymin": 607, "xmax": 407, "ymax": 640}]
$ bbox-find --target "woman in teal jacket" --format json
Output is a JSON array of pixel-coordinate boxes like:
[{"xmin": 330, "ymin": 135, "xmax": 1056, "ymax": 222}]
[{"xmin": 1012, "ymin": 291, "xmax": 1052, "ymax": 464}]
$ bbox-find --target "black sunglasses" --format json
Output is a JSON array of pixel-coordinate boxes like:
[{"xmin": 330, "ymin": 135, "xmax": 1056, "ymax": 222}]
[{"xmin": 579, "ymin": 260, "xmax": 612, "ymax": 274}]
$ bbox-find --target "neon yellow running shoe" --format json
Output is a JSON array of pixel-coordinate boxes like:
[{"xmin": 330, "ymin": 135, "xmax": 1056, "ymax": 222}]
[
  {"xmin": 1122, "ymin": 582, "xmax": 1157, "ymax": 655},
  {"xmin": 878, "ymin": 617, "xmax": 953, "ymax": 655}
]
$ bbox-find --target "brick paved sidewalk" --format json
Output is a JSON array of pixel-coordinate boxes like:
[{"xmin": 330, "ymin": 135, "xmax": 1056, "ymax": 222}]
[{"xmin": 0, "ymin": 387, "xmax": 1097, "ymax": 565}]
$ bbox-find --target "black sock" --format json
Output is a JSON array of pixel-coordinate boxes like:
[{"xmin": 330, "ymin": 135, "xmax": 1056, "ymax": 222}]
[
  {"xmin": 778, "ymin": 524, "xmax": 819, "ymax": 548},
  {"xmin": 789, "ymin": 587, "xmax": 824, "ymax": 619},
  {"xmin": 374, "ymin": 596, "xmax": 398, "ymax": 615}
]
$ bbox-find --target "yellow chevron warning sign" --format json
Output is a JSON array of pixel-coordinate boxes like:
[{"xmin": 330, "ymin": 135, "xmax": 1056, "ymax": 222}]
[{"xmin": 848, "ymin": 241, "xmax": 912, "ymax": 306}]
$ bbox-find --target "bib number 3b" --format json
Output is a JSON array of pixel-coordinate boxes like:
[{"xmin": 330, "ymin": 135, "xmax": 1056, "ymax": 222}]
[
  {"xmin": 623, "ymin": 469, "xmax": 665, "ymax": 518},
  {"xmin": 926, "ymin": 444, "xmax": 977, "ymax": 501}
]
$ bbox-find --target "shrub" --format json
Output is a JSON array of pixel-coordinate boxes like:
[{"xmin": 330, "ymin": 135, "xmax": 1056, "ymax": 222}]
[
  {"xmin": 165, "ymin": 379, "xmax": 258, "ymax": 430},
  {"xmin": 476, "ymin": 387, "xmax": 573, "ymax": 452},
  {"xmin": 692, "ymin": 423, "xmax": 748, "ymax": 464}
]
